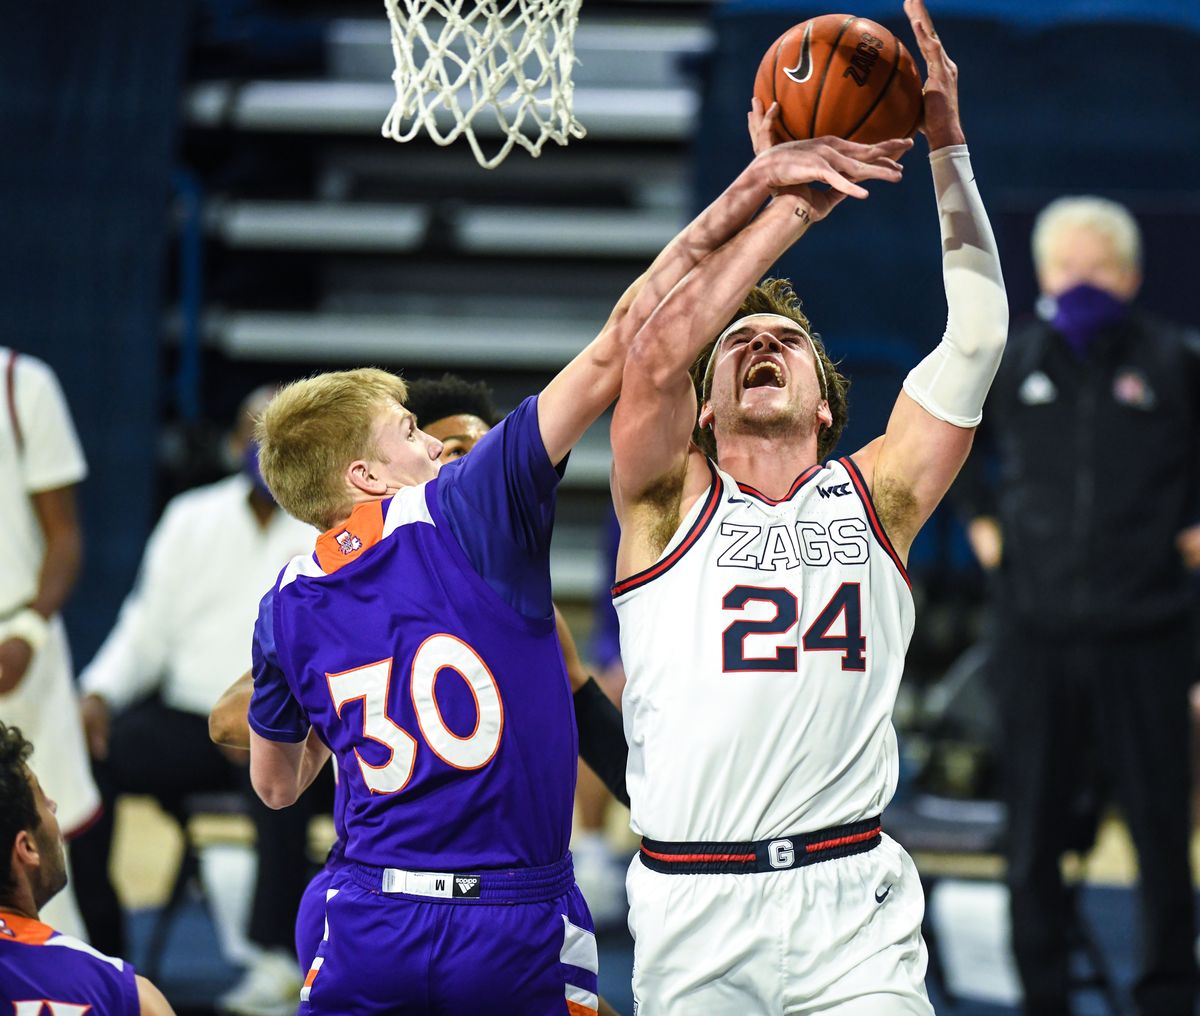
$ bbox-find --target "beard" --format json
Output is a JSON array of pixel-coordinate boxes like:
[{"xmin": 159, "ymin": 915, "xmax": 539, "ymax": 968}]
[
  {"xmin": 32, "ymin": 827, "xmax": 68, "ymax": 911},
  {"xmin": 716, "ymin": 387, "xmax": 819, "ymax": 444}
]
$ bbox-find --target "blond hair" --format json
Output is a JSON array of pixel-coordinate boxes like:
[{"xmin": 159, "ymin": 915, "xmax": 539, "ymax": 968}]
[
  {"xmin": 256, "ymin": 368, "xmax": 409, "ymax": 529},
  {"xmin": 1032, "ymin": 196, "xmax": 1141, "ymax": 274},
  {"xmin": 689, "ymin": 278, "xmax": 849, "ymax": 462}
]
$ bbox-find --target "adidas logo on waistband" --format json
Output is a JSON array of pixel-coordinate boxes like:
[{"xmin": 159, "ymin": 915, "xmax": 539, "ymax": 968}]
[{"xmin": 454, "ymin": 877, "xmax": 481, "ymax": 898}]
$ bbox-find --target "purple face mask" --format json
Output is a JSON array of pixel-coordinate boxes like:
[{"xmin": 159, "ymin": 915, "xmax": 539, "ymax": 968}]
[
  {"xmin": 1046, "ymin": 283, "xmax": 1128, "ymax": 357},
  {"xmin": 243, "ymin": 440, "xmax": 275, "ymax": 503}
]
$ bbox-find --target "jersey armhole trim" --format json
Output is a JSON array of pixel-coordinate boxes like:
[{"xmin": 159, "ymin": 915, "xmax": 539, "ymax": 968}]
[
  {"xmin": 611, "ymin": 459, "xmax": 722, "ymax": 599},
  {"xmin": 838, "ymin": 456, "xmax": 911, "ymax": 590}
]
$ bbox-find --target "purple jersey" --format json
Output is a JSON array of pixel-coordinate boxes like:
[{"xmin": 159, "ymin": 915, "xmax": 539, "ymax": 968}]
[
  {"xmin": 0, "ymin": 913, "xmax": 139, "ymax": 1014},
  {"xmin": 249, "ymin": 396, "xmax": 577, "ymax": 872}
]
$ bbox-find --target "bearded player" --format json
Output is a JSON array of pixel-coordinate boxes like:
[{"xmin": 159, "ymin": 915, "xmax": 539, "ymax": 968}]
[
  {"xmin": 241, "ymin": 132, "xmax": 906, "ymax": 1013},
  {"xmin": 0, "ymin": 722, "xmax": 175, "ymax": 1015},
  {"xmin": 610, "ymin": 2, "xmax": 1007, "ymax": 1012}
]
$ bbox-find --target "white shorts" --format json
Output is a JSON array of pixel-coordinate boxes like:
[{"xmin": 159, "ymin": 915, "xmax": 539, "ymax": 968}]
[
  {"xmin": 626, "ymin": 832, "xmax": 932, "ymax": 1015},
  {"xmin": 0, "ymin": 616, "xmax": 100, "ymax": 834}
]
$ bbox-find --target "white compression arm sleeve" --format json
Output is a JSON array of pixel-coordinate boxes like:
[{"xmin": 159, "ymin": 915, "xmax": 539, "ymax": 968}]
[{"xmin": 902, "ymin": 145, "xmax": 1009, "ymax": 428}]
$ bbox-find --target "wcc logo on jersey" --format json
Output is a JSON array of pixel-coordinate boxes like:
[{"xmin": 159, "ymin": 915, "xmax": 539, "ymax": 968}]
[
  {"xmin": 335, "ymin": 529, "xmax": 363, "ymax": 555},
  {"xmin": 818, "ymin": 483, "xmax": 851, "ymax": 498}
]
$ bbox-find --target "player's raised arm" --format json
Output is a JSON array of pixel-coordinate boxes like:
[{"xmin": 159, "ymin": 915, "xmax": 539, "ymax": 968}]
[
  {"xmin": 536, "ymin": 137, "xmax": 906, "ymax": 467},
  {"xmin": 610, "ymin": 138, "xmax": 909, "ymax": 525},
  {"xmin": 852, "ymin": 0, "xmax": 1008, "ymax": 557}
]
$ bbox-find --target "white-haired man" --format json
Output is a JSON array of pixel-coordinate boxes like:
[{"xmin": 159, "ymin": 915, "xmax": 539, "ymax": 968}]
[{"xmin": 959, "ymin": 194, "xmax": 1200, "ymax": 1014}]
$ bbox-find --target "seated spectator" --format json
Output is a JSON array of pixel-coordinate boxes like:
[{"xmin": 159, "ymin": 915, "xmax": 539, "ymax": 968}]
[{"xmin": 72, "ymin": 387, "xmax": 323, "ymax": 1016}]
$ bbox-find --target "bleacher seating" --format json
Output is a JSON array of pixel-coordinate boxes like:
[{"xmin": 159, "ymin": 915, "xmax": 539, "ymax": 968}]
[{"xmin": 176, "ymin": 4, "xmax": 712, "ymax": 599}]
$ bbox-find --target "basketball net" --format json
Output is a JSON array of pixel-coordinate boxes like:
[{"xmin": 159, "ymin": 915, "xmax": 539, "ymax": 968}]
[{"xmin": 382, "ymin": 0, "xmax": 587, "ymax": 170}]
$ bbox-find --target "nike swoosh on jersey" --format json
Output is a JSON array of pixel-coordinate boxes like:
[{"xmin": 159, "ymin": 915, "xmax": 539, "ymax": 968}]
[
  {"xmin": 782, "ymin": 23, "xmax": 815, "ymax": 84},
  {"xmin": 875, "ymin": 884, "xmax": 893, "ymax": 903}
]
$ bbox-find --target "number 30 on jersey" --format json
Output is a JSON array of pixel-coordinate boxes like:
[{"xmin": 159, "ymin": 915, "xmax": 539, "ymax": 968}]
[
  {"xmin": 722, "ymin": 582, "xmax": 866, "ymax": 673},
  {"xmin": 326, "ymin": 634, "xmax": 504, "ymax": 794}
]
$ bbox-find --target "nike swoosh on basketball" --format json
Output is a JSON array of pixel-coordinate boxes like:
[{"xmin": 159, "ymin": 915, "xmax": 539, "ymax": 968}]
[
  {"xmin": 875, "ymin": 884, "xmax": 893, "ymax": 903},
  {"xmin": 782, "ymin": 23, "xmax": 814, "ymax": 84}
]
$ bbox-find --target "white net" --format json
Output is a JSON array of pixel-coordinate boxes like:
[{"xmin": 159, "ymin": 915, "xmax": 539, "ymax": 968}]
[{"xmin": 382, "ymin": 0, "xmax": 587, "ymax": 170}]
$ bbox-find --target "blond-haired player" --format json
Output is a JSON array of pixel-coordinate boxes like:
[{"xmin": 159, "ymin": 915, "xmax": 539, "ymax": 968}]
[
  {"xmin": 610, "ymin": 2, "xmax": 1008, "ymax": 1012},
  {"xmin": 242, "ymin": 137, "xmax": 907, "ymax": 1014}
]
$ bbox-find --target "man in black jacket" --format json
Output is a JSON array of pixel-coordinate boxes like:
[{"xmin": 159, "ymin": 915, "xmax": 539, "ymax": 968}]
[{"xmin": 959, "ymin": 195, "xmax": 1200, "ymax": 1016}]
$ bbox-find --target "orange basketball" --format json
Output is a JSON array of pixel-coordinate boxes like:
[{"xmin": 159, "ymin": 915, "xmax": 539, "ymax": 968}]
[{"xmin": 753, "ymin": 14, "xmax": 923, "ymax": 145}]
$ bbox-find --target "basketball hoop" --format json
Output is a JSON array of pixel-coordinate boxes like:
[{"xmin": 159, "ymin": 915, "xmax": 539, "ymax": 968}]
[{"xmin": 382, "ymin": 0, "xmax": 587, "ymax": 170}]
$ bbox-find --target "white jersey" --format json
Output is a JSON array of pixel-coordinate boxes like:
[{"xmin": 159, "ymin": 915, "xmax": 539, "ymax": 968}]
[{"xmin": 614, "ymin": 457, "xmax": 914, "ymax": 842}]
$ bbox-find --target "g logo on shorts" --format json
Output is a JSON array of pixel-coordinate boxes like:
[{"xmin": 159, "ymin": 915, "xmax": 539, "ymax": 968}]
[{"xmin": 767, "ymin": 839, "xmax": 795, "ymax": 869}]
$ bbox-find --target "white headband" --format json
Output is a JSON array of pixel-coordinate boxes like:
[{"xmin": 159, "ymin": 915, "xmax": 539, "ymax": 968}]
[{"xmin": 702, "ymin": 314, "xmax": 827, "ymax": 399}]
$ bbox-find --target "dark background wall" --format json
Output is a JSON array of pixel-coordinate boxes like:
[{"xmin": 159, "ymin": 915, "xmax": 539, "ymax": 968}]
[
  {"xmin": 0, "ymin": 2, "xmax": 195, "ymax": 660},
  {"xmin": 694, "ymin": 0, "xmax": 1200, "ymax": 570}
]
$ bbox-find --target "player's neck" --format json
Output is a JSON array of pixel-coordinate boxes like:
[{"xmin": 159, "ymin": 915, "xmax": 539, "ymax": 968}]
[
  {"xmin": 714, "ymin": 433, "xmax": 818, "ymax": 500},
  {"xmin": 0, "ymin": 894, "xmax": 38, "ymax": 923}
]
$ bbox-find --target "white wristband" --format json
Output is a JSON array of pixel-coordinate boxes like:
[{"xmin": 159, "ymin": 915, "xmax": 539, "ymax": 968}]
[{"xmin": 6, "ymin": 609, "xmax": 49, "ymax": 654}]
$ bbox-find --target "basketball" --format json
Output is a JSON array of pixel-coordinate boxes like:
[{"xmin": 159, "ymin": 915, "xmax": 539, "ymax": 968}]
[{"xmin": 753, "ymin": 14, "xmax": 923, "ymax": 145}]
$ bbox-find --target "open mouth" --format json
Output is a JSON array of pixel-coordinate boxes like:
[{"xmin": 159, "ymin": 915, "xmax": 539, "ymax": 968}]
[{"xmin": 742, "ymin": 361, "xmax": 785, "ymax": 389}]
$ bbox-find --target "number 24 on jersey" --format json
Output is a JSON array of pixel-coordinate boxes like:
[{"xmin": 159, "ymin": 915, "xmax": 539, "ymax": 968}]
[{"xmin": 723, "ymin": 582, "xmax": 866, "ymax": 673}]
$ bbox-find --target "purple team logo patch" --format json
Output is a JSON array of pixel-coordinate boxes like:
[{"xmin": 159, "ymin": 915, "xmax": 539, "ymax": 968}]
[{"xmin": 335, "ymin": 530, "xmax": 363, "ymax": 555}]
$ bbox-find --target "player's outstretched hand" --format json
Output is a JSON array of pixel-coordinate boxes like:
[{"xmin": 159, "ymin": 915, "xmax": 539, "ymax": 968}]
[
  {"xmin": 753, "ymin": 135, "xmax": 911, "ymax": 221},
  {"xmin": 748, "ymin": 97, "xmax": 783, "ymax": 155},
  {"xmin": 904, "ymin": 0, "xmax": 965, "ymax": 149}
]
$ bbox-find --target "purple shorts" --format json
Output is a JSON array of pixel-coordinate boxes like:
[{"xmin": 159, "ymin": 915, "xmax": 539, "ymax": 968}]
[
  {"xmin": 295, "ymin": 863, "xmax": 337, "ymax": 972},
  {"xmin": 299, "ymin": 855, "xmax": 598, "ymax": 1015}
]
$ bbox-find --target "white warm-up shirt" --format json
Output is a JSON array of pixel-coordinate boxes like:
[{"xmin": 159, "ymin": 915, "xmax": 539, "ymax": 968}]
[
  {"xmin": 80, "ymin": 473, "xmax": 316, "ymax": 716},
  {"xmin": 0, "ymin": 349, "xmax": 88, "ymax": 615}
]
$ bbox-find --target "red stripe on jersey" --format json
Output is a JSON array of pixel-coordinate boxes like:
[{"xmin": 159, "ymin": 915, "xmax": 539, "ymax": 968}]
[
  {"xmin": 838, "ymin": 457, "xmax": 911, "ymax": 590},
  {"xmin": 612, "ymin": 461, "xmax": 722, "ymax": 598},
  {"xmin": 804, "ymin": 824, "xmax": 881, "ymax": 853}
]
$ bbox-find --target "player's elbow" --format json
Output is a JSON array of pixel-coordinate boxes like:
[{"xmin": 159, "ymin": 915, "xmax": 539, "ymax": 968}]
[
  {"xmin": 249, "ymin": 762, "xmax": 299, "ymax": 810},
  {"xmin": 625, "ymin": 326, "xmax": 689, "ymax": 392},
  {"xmin": 255, "ymin": 780, "xmax": 298, "ymax": 811},
  {"xmin": 945, "ymin": 271, "xmax": 1009, "ymax": 358}
]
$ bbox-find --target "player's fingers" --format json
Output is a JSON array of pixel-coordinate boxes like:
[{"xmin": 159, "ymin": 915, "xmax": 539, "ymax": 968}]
[
  {"xmin": 904, "ymin": 0, "xmax": 944, "ymax": 66},
  {"xmin": 819, "ymin": 167, "xmax": 870, "ymax": 199},
  {"xmin": 827, "ymin": 151, "xmax": 902, "ymax": 182},
  {"xmin": 821, "ymin": 136, "xmax": 913, "ymax": 161}
]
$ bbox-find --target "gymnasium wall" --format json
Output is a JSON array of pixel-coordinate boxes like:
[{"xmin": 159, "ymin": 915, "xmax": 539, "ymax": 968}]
[{"xmin": 0, "ymin": 2, "xmax": 195, "ymax": 659}]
